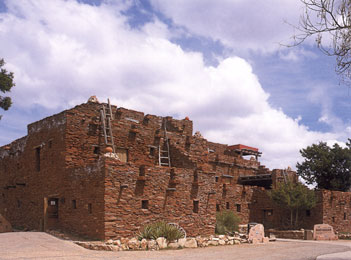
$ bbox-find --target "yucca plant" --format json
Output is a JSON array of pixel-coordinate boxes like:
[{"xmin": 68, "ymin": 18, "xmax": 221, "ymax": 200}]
[{"xmin": 137, "ymin": 221, "xmax": 184, "ymax": 241}]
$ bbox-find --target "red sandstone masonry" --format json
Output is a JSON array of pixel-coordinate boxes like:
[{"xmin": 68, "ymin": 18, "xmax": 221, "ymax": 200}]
[{"xmin": 1, "ymin": 99, "xmax": 336, "ymax": 240}]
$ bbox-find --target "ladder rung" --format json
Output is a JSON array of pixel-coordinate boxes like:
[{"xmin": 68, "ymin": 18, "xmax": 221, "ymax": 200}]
[
  {"xmin": 160, "ymin": 163, "xmax": 169, "ymax": 166},
  {"xmin": 160, "ymin": 157, "xmax": 169, "ymax": 159},
  {"xmin": 160, "ymin": 150, "xmax": 168, "ymax": 153}
]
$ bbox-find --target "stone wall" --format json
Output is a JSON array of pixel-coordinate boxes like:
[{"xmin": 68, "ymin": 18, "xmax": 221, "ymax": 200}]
[{"xmin": 0, "ymin": 99, "xmax": 314, "ymax": 240}]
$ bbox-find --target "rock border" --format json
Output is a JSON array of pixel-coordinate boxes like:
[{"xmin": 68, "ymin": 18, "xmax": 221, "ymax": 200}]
[{"xmin": 74, "ymin": 233, "xmax": 269, "ymax": 251}]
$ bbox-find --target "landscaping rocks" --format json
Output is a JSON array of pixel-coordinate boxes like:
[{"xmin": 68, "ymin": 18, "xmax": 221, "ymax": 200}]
[{"xmin": 74, "ymin": 234, "xmax": 256, "ymax": 252}]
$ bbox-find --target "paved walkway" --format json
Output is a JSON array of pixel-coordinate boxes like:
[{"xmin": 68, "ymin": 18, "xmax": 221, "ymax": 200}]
[{"xmin": 1, "ymin": 232, "xmax": 351, "ymax": 260}]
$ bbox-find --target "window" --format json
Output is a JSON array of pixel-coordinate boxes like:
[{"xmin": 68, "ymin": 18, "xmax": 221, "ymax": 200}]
[
  {"xmin": 141, "ymin": 200, "xmax": 149, "ymax": 209},
  {"xmin": 306, "ymin": 210, "xmax": 311, "ymax": 217},
  {"xmin": 226, "ymin": 202, "xmax": 230, "ymax": 209},
  {"xmin": 72, "ymin": 200, "xmax": 77, "ymax": 209},
  {"xmin": 116, "ymin": 148, "xmax": 128, "ymax": 163},
  {"xmin": 88, "ymin": 123, "xmax": 98, "ymax": 135},
  {"xmin": 193, "ymin": 200, "xmax": 199, "ymax": 213},
  {"xmin": 48, "ymin": 140, "xmax": 52, "ymax": 148},
  {"xmin": 215, "ymin": 177, "xmax": 219, "ymax": 182},
  {"xmin": 139, "ymin": 165, "xmax": 145, "ymax": 176},
  {"xmin": 344, "ymin": 213, "xmax": 347, "ymax": 220},
  {"xmin": 236, "ymin": 204, "xmax": 241, "ymax": 212},
  {"xmin": 93, "ymin": 146, "xmax": 100, "ymax": 154},
  {"xmin": 88, "ymin": 203, "xmax": 92, "ymax": 214},
  {"xmin": 216, "ymin": 204, "xmax": 220, "ymax": 212},
  {"xmin": 35, "ymin": 147, "xmax": 41, "ymax": 171},
  {"xmin": 149, "ymin": 147, "xmax": 155, "ymax": 156},
  {"xmin": 332, "ymin": 216, "xmax": 335, "ymax": 222}
]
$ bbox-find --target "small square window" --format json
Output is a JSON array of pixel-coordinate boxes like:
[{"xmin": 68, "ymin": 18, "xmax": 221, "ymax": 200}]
[
  {"xmin": 216, "ymin": 204, "xmax": 220, "ymax": 212},
  {"xmin": 149, "ymin": 147, "xmax": 155, "ymax": 156},
  {"xmin": 93, "ymin": 146, "xmax": 100, "ymax": 154},
  {"xmin": 193, "ymin": 200, "xmax": 199, "ymax": 213},
  {"xmin": 226, "ymin": 202, "xmax": 230, "ymax": 209},
  {"xmin": 236, "ymin": 204, "xmax": 241, "ymax": 212},
  {"xmin": 142, "ymin": 200, "xmax": 149, "ymax": 209},
  {"xmin": 306, "ymin": 210, "xmax": 311, "ymax": 217},
  {"xmin": 344, "ymin": 212, "xmax": 347, "ymax": 220},
  {"xmin": 72, "ymin": 200, "xmax": 77, "ymax": 209},
  {"xmin": 215, "ymin": 176, "xmax": 219, "ymax": 182}
]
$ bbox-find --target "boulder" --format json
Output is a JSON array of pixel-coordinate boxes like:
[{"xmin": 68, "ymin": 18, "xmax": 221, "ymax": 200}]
[
  {"xmin": 218, "ymin": 239, "xmax": 226, "ymax": 245},
  {"xmin": 178, "ymin": 238, "xmax": 187, "ymax": 247},
  {"xmin": 156, "ymin": 237, "xmax": 167, "ymax": 249},
  {"xmin": 128, "ymin": 238, "xmax": 140, "ymax": 250},
  {"xmin": 168, "ymin": 242, "xmax": 180, "ymax": 249},
  {"xmin": 148, "ymin": 239, "xmax": 158, "ymax": 250},
  {"xmin": 184, "ymin": 238, "xmax": 198, "ymax": 248},
  {"xmin": 140, "ymin": 239, "xmax": 148, "ymax": 250}
]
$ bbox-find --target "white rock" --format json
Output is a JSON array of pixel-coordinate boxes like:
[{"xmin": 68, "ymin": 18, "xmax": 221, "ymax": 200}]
[
  {"xmin": 140, "ymin": 239, "xmax": 148, "ymax": 250},
  {"xmin": 178, "ymin": 238, "xmax": 187, "ymax": 247},
  {"xmin": 106, "ymin": 239, "xmax": 113, "ymax": 245},
  {"xmin": 156, "ymin": 237, "xmax": 168, "ymax": 249},
  {"xmin": 184, "ymin": 238, "xmax": 198, "ymax": 248},
  {"xmin": 208, "ymin": 240, "xmax": 219, "ymax": 246},
  {"xmin": 168, "ymin": 242, "xmax": 179, "ymax": 249},
  {"xmin": 218, "ymin": 239, "xmax": 226, "ymax": 245},
  {"xmin": 148, "ymin": 240, "xmax": 158, "ymax": 250}
]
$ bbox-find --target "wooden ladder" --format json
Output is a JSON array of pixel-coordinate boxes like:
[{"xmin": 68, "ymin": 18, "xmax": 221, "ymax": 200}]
[
  {"xmin": 100, "ymin": 98, "xmax": 116, "ymax": 153},
  {"xmin": 159, "ymin": 119, "xmax": 171, "ymax": 167}
]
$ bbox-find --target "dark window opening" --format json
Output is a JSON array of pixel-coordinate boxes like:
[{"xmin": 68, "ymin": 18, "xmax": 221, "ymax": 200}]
[
  {"xmin": 332, "ymin": 216, "xmax": 335, "ymax": 222},
  {"xmin": 344, "ymin": 212, "xmax": 347, "ymax": 220},
  {"xmin": 193, "ymin": 200, "xmax": 199, "ymax": 213},
  {"xmin": 306, "ymin": 210, "xmax": 311, "ymax": 217},
  {"xmin": 226, "ymin": 202, "xmax": 230, "ymax": 209},
  {"xmin": 193, "ymin": 171, "xmax": 198, "ymax": 182},
  {"xmin": 142, "ymin": 200, "xmax": 149, "ymax": 209},
  {"xmin": 93, "ymin": 146, "xmax": 100, "ymax": 154},
  {"xmin": 216, "ymin": 204, "xmax": 220, "ymax": 212},
  {"xmin": 215, "ymin": 176, "xmax": 219, "ymax": 182},
  {"xmin": 88, "ymin": 203, "xmax": 92, "ymax": 214},
  {"xmin": 88, "ymin": 123, "xmax": 98, "ymax": 135},
  {"xmin": 72, "ymin": 200, "xmax": 77, "ymax": 209},
  {"xmin": 236, "ymin": 204, "xmax": 241, "ymax": 212},
  {"xmin": 149, "ymin": 147, "xmax": 155, "ymax": 156},
  {"xmin": 35, "ymin": 147, "xmax": 41, "ymax": 171},
  {"xmin": 128, "ymin": 131, "xmax": 137, "ymax": 141},
  {"xmin": 139, "ymin": 165, "xmax": 145, "ymax": 176},
  {"xmin": 48, "ymin": 140, "xmax": 52, "ymax": 148}
]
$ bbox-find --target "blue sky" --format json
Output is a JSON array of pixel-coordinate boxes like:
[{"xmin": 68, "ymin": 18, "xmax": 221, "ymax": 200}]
[{"xmin": 0, "ymin": 0, "xmax": 350, "ymax": 169}]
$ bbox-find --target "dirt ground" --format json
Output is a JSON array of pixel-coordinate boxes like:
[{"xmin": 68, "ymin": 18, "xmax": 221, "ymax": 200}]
[{"xmin": 1, "ymin": 232, "xmax": 351, "ymax": 260}]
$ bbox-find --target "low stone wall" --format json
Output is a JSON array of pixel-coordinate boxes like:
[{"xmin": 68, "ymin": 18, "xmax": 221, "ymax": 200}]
[
  {"xmin": 267, "ymin": 229, "xmax": 304, "ymax": 240},
  {"xmin": 74, "ymin": 234, "xmax": 259, "ymax": 251}
]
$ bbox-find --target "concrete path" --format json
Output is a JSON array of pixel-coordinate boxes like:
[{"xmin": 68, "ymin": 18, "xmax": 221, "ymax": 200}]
[{"xmin": 1, "ymin": 232, "xmax": 351, "ymax": 260}]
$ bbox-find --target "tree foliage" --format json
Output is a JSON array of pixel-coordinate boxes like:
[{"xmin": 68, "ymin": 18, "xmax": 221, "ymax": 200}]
[
  {"xmin": 269, "ymin": 180, "xmax": 316, "ymax": 228},
  {"xmin": 297, "ymin": 141, "xmax": 351, "ymax": 191},
  {"xmin": 0, "ymin": 58, "xmax": 15, "ymax": 120},
  {"xmin": 292, "ymin": 0, "xmax": 351, "ymax": 82}
]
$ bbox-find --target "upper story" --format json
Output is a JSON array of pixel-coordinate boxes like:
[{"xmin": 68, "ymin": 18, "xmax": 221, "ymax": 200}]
[{"xmin": 0, "ymin": 97, "xmax": 296, "ymax": 188}]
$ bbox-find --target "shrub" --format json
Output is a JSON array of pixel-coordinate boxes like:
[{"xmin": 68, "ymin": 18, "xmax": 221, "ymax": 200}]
[
  {"xmin": 137, "ymin": 221, "xmax": 184, "ymax": 241},
  {"xmin": 215, "ymin": 210, "xmax": 241, "ymax": 235}
]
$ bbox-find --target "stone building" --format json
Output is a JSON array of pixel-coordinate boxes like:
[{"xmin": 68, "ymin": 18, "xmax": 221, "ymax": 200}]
[{"xmin": 0, "ymin": 98, "xmax": 347, "ymax": 240}]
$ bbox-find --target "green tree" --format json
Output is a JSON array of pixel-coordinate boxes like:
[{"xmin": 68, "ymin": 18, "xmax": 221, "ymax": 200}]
[
  {"xmin": 0, "ymin": 58, "xmax": 15, "ymax": 120},
  {"xmin": 297, "ymin": 141, "xmax": 351, "ymax": 191},
  {"xmin": 269, "ymin": 181, "xmax": 316, "ymax": 228}
]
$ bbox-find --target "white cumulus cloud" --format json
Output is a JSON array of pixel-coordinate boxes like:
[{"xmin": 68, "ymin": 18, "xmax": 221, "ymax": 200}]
[{"xmin": 0, "ymin": 0, "xmax": 344, "ymax": 169}]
